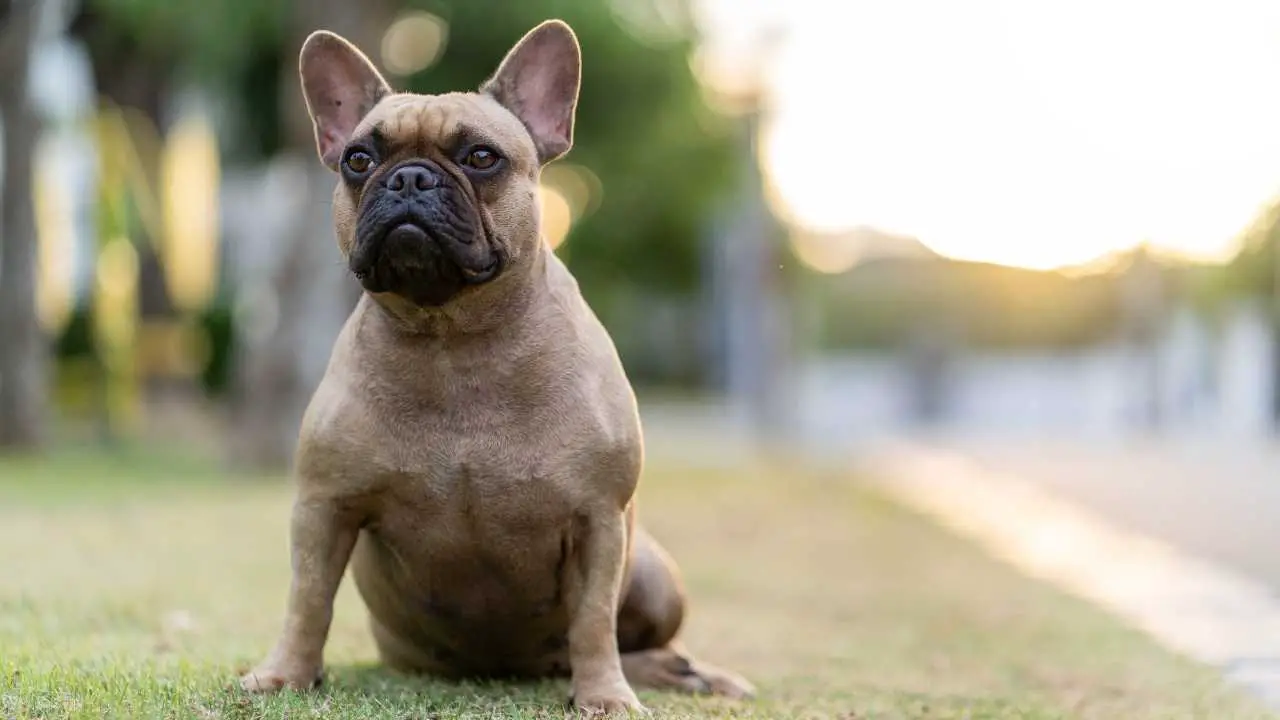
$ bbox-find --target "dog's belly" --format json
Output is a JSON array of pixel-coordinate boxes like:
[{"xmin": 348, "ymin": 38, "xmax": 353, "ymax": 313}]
[{"xmin": 349, "ymin": 497, "xmax": 575, "ymax": 678}]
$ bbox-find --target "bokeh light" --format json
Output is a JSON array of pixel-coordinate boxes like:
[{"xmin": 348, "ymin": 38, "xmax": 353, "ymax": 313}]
[
  {"xmin": 608, "ymin": 0, "xmax": 690, "ymax": 46},
  {"xmin": 159, "ymin": 112, "xmax": 220, "ymax": 313},
  {"xmin": 32, "ymin": 137, "xmax": 76, "ymax": 334},
  {"xmin": 538, "ymin": 163, "xmax": 602, "ymax": 251},
  {"xmin": 539, "ymin": 186, "xmax": 573, "ymax": 251},
  {"xmin": 381, "ymin": 11, "xmax": 449, "ymax": 77},
  {"xmin": 94, "ymin": 237, "xmax": 139, "ymax": 357}
]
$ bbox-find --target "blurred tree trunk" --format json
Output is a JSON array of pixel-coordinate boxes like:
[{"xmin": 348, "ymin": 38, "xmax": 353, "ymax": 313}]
[
  {"xmin": 717, "ymin": 97, "xmax": 794, "ymax": 445},
  {"xmin": 0, "ymin": 0, "xmax": 49, "ymax": 450},
  {"xmin": 1272, "ymin": 241, "xmax": 1280, "ymax": 432},
  {"xmin": 1121, "ymin": 247, "xmax": 1166, "ymax": 431},
  {"xmin": 228, "ymin": 0, "xmax": 390, "ymax": 470},
  {"xmin": 1271, "ymin": 326, "xmax": 1280, "ymax": 432}
]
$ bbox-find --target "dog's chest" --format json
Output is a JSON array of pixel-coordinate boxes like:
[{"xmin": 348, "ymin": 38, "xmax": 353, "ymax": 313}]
[
  {"xmin": 369, "ymin": 394, "xmax": 600, "ymax": 521},
  {"xmin": 373, "ymin": 431, "xmax": 581, "ymax": 548},
  {"xmin": 363, "ymin": 456, "xmax": 574, "ymax": 619},
  {"xmin": 347, "ymin": 403, "xmax": 607, "ymax": 651},
  {"xmin": 353, "ymin": 388, "xmax": 619, "ymax": 575}
]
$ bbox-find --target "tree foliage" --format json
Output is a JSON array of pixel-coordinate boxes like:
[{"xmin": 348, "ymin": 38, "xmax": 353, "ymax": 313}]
[
  {"xmin": 810, "ymin": 258, "xmax": 1126, "ymax": 351},
  {"xmin": 1224, "ymin": 200, "xmax": 1280, "ymax": 302},
  {"xmin": 81, "ymin": 0, "xmax": 287, "ymax": 82}
]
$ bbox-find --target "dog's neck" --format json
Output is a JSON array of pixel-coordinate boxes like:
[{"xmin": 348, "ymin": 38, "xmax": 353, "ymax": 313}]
[
  {"xmin": 362, "ymin": 245, "xmax": 550, "ymax": 339},
  {"xmin": 344, "ymin": 245, "xmax": 568, "ymax": 401}
]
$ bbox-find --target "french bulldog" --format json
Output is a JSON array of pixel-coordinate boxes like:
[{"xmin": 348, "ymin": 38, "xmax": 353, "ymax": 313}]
[{"xmin": 239, "ymin": 19, "xmax": 755, "ymax": 715}]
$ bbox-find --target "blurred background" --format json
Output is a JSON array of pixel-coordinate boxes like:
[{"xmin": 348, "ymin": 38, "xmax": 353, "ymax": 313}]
[{"xmin": 2, "ymin": 0, "xmax": 1280, "ymax": 468}]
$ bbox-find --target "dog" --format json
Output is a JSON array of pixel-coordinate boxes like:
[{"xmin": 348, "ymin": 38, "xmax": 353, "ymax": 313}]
[{"xmin": 239, "ymin": 19, "xmax": 755, "ymax": 715}]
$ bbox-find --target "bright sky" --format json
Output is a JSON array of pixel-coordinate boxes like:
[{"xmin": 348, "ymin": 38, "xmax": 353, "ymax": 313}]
[{"xmin": 694, "ymin": 0, "xmax": 1280, "ymax": 270}]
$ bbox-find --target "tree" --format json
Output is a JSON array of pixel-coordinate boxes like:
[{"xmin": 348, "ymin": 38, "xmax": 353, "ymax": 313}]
[{"xmin": 0, "ymin": 0, "xmax": 49, "ymax": 450}]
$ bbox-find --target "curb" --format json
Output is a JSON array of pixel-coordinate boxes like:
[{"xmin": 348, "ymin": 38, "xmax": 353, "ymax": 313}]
[{"xmin": 861, "ymin": 443, "xmax": 1280, "ymax": 711}]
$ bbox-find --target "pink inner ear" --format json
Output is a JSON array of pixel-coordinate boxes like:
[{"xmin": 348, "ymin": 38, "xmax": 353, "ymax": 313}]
[
  {"xmin": 301, "ymin": 34, "xmax": 390, "ymax": 169},
  {"xmin": 318, "ymin": 121, "xmax": 349, "ymax": 167},
  {"xmin": 485, "ymin": 25, "xmax": 579, "ymax": 162},
  {"xmin": 310, "ymin": 80, "xmax": 375, "ymax": 167},
  {"xmin": 317, "ymin": 125, "xmax": 343, "ymax": 166},
  {"xmin": 522, "ymin": 96, "xmax": 565, "ymax": 144}
]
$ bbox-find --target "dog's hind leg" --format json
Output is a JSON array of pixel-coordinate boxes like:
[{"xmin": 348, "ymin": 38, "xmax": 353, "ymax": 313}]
[{"xmin": 615, "ymin": 527, "xmax": 755, "ymax": 699}]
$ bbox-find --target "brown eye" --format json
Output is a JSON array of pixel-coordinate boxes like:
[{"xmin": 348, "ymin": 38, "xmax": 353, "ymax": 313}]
[
  {"xmin": 464, "ymin": 147, "xmax": 500, "ymax": 171},
  {"xmin": 344, "ymin": 151, "xmax": 374, "ymax": 175}
]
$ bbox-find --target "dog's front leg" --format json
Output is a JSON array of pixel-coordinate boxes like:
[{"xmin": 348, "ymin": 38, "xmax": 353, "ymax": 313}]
[
  {"xmin": 241, "ymin": 495, "xmax": 359, "ymax": 693},
  {"xmin": 567, "ymin": 509, "xmax": 645, "ymax": 715}
]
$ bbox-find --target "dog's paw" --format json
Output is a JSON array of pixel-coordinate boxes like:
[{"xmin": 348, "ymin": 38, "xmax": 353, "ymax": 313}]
[
  {"xmin": 570, "ymin": 681, "xmax": 648, "ymax": 717},
  {"xmin": 620, "ymin": 648, "xmax": 755, "ymax": 700},
  {"xmin": 239, "ymin": 661, "xmax": 322, "ymax": 693},
  {"xmin": 690, "ymin": 662, "xmax": 755, "ymax": 700}
]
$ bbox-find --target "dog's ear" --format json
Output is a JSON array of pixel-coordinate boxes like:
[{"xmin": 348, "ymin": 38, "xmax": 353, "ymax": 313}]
[
  {"xmin": 481, "ymin": 20, "xmax": 582, "ymax": 165},
  {"xmin": 299, "ymin": 31, "xmax": 392, "ymax": 171}
]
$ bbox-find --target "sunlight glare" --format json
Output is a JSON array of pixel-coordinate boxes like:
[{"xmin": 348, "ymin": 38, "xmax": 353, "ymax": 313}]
[
  {"xmin": 704, "ymin": 0, "xmax": 1280, "ymax": 270},
  {"xmin": 789, "ymin": 232, "xmax": 862, "ymax": 274}
]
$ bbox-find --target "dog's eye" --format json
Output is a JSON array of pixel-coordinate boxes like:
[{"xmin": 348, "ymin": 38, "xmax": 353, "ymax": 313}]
[
  {"xmin": 344, "ymin": 151, "xmax": 374, "ymax": 175},
  {"xmin": 463, "ymin": 147, "xmax": 500, "ymax": 171}
]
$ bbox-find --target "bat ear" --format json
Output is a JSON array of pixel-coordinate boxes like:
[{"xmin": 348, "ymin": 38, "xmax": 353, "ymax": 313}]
[
  {"xmin": 299, "ymin": 30, "xmax": 392, "ymax": 170},
  {"xmin": 481, "ymin": 20, "xmax": 582, "ymax": 164}
]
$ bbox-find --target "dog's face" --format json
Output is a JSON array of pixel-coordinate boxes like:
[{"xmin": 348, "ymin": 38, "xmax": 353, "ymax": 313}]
[{"xmin": 298, "ymin": 21, "xmax": 581, "ymax": 308}]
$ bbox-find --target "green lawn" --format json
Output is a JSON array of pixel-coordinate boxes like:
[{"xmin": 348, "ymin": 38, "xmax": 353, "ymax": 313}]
[{"xmin": 0, "ymin": 449, "xmax": 1272, "ymax": 719}]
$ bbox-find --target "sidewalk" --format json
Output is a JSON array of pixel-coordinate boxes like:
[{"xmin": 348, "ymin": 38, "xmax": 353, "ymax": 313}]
[
  {"xmin": 857, "ymin": 434, "xmax": 1280, "ymax": 710},
  {"xmin": 924, "ymin": 436, "xmax": 1280, "ymax": 591}
]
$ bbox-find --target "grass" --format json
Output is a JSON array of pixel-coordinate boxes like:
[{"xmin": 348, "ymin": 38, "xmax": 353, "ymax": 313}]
[{"xmin": 0, "ymin": 449, "xmax": 1273, "ymax": 719}]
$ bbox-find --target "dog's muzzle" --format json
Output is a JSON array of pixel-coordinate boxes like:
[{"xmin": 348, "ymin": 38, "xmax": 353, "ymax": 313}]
[{"xmin": 350, "ymin": 161, "xmax": 502, "ymax": 305}]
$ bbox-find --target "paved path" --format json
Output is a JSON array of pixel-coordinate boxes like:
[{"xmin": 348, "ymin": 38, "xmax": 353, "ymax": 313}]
[
  {"xmin": 856, "ymin": 434, "xmax": 1280, "ymax": 710},
  {"xmin": 922, "ymin": 436, "xmax": 1280, "ymax": 591}
]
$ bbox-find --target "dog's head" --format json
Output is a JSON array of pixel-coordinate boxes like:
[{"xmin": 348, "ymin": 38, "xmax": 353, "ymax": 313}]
[{"xmin": 298, "ymin": 21, "xmax": 581, "ymax": 309}]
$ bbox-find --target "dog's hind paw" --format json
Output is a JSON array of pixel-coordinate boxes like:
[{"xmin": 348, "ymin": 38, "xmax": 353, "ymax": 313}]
[{"xmin": 621, "ymin": 647, "xmax": 755, "ymax": 700}]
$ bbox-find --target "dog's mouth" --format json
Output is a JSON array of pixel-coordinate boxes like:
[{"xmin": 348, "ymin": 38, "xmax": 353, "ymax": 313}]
[
  {"xmin": 457, "ymin": 252, "xmax": 501, "ymax": 284},
  {"xmin": 352, "ymin": 221, "xmax": 501, "ymax": 300}
]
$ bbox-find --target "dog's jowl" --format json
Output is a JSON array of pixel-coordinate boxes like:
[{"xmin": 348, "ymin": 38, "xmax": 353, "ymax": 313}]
[{"xmin": 237, "ymin": 19, "xmax": 754, "ymax": 716}]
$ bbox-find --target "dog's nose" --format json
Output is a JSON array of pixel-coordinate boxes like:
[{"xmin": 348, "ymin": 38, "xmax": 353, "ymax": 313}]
[{"xmin": 387, "ymin": 165, "xmax": 436, "ymax": 194}]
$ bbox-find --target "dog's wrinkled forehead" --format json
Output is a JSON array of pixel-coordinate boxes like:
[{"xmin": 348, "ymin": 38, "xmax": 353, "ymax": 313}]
[{"xmin": 356, "ymin": 93, "xmax": 538, "ymax": 168}]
